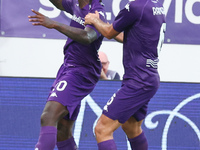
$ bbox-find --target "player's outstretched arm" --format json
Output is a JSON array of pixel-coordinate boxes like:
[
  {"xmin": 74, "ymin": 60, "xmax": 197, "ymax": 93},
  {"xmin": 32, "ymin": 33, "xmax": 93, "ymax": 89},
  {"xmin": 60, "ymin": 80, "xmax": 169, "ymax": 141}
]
[
  {"xmin": 85, "ymin": 11, "xmax": 119, "ymax": 40},
  {"xmin": 28, "ymin": 9, "xmax": 97, "ymax": 45},
  {"xmin": 49, "ymin": 0, "xmax": 65, "ymax": 10}
]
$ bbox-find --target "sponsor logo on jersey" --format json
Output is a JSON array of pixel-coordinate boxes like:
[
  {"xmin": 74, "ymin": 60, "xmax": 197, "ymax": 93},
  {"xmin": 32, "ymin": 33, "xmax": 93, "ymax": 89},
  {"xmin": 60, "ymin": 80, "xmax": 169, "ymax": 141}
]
[
  {"xmin": 152, "ymin": 7, "xmax": 165, "ymax": 15},
  {"xmin": 72, "ymin": 14, "xmax": 85, "ymax": 26}
]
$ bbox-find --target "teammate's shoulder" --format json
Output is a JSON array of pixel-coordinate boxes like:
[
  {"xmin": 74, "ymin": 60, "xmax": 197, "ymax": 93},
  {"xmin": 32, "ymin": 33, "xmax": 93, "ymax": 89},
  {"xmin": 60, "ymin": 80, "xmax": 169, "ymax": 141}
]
[
  {"xmin": 128, "ymin": 0, "xmax": 138, "ymax": 5},
  {"xmin": 128, "ymin": 0, "xmax": 148, "ymax": 8},
  {"xmin": 125, "ymin": 0, "xmax": 146, "ymax": 12},
  {"xmin": 128, "ymin": 0, "xmax": 147, "ymax": 4}
]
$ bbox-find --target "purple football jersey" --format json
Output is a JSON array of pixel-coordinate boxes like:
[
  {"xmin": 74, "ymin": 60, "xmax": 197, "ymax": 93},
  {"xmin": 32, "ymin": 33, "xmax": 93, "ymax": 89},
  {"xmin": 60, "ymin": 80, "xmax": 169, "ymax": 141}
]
[
  {"xmin": 62, "ymin": 0, "xmax": 107, "ymax": 83},
  {"xmin": 113, "ymin": 0, "xmax": 166, "ymax": 89}
]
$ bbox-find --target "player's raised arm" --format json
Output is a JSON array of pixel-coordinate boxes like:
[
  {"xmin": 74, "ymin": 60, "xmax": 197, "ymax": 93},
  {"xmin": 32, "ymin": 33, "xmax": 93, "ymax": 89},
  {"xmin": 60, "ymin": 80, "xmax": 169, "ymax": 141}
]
[
  {"xmin": 49, "ymin": 0, "xmax": 65, "ymax": 10},
  {"xmin": 85, "ymin": 11, "xmax": 120, "ymax": 40},
  {"xmin": 28, "ymin": 9, "xmax": 98, "ymax": 45}
]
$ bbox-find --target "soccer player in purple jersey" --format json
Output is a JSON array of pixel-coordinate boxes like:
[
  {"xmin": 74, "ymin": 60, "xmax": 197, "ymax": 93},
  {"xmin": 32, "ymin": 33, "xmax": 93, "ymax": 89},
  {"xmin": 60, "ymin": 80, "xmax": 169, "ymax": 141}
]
[
  {"xmin": 28, "ymin": 0, "xmax": 106, "ymax": 149},
  {"xmin": 85, "ymin": 0, "xmax": 166, "ymax": 149}
]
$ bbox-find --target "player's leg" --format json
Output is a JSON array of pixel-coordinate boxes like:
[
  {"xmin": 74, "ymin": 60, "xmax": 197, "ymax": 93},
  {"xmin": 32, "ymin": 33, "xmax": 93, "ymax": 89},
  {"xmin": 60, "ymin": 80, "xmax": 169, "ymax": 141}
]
[
  {"xmin": 122, "ymin": 117, "xmax": 148, "ymax": 150},
  {"xmin": 56, "ymin": 119, "xmax": 77, "ymax": 150},
  {"xmin": 52, "ymin": 68, "xmax": 96, "ymax": 150},
  {"xmin": 35, "ymin": 101, "xmax": 69, "ymax": 150},
  {"xmin": 121, "ymin": 87, "xmax": 158, "ymax": 150},
  {"xmin": 95, "ymin": 114, "xmax": 121, "ymax": 150},
  {"xmin": 122, "ymin": 116, "xmax": 143, "ymax": 139},
  {"xmin": 99, "ymin": 83, "xmax": 156, "ymax": 150}
]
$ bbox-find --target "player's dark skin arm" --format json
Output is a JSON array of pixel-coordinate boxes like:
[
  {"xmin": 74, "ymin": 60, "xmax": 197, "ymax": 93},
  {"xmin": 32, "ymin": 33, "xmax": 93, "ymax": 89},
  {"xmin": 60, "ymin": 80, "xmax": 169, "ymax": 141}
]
[{"xmin": 28, "ymin": 9, "xmax": 97, "ymax": 45}]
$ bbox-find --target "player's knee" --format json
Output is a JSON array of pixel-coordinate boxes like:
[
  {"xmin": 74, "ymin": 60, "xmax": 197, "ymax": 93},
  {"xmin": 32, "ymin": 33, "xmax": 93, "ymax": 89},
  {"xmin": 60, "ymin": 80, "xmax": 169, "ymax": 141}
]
[
  {"xmin": 40, "ymin": 111, "xmax": 58, "ymax": 126},
  {"xmin": 94, "ymin": 123, "xmax": 101, "ymax": 136},
  {"xmin": 95, "ymin": 123, "xmax": 112, "ymax": 138},
  {"xmin": 121, "ymin": 124, "xmax": 133, "ymax": 133},
  {"xmin": 121, "ymin": 124, "xmax": 142, "ymax": 137},
  {"xmin": 40, "ymin": 111, "xmax": 50, "ymax": 126},
  {"xmin": 95, "ymin": 123, "xmax": 105, "ymax": 137}
]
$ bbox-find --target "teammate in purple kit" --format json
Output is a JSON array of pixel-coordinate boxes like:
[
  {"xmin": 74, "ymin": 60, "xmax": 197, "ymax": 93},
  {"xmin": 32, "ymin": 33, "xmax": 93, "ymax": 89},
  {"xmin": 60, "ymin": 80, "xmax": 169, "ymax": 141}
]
[
  {"xmin": 28, "ymin": 0, "xmax": 106, "ymax": 149},
  {"xmin": 85, "ymin": 0, "xmax": 166, "ymax": 149}
]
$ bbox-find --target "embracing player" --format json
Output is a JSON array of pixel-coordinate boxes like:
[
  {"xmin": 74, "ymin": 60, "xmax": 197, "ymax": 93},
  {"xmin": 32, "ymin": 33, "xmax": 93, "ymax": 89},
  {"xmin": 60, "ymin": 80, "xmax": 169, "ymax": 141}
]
[{"xmin": 84, "ymin": 0, "xmax": 166, "ymax": 149}]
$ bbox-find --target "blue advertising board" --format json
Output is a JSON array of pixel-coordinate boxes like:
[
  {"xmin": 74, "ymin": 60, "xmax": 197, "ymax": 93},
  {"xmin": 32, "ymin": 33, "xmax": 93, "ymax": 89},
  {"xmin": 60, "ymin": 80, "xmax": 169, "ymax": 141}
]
[
  {"xmin": 0, "ymin": 0, "xmax": 200, "ymax": 44},
  {"xmin": 0, "ymin": 77, "xmax": 200, "ymax": 150}
]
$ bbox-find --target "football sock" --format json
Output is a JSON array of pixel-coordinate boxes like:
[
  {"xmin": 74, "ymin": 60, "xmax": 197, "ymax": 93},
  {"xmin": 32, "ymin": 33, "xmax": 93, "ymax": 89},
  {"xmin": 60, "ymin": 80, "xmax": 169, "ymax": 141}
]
[
  {"xmin": 128, "ymin": 131, "xmax": 148, "ymax": 150},
  {"xmin": 98, "ymin": 139, "xmax": 117, "ymax": 150},
  {"xmin": 35, "ymin": 126, "xmax": 57, "ymax": 150},
  {"xmin": 57, "ymin": 136, "xmax": 78, "ymax": 150}
]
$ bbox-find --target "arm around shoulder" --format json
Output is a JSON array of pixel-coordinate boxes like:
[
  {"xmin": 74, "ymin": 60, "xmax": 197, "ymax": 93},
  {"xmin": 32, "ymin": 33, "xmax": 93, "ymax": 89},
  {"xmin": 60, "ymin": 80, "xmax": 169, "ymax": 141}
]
[{"xmin": 85, "ymin": 11, "xmax": 120, "ymax": 39}]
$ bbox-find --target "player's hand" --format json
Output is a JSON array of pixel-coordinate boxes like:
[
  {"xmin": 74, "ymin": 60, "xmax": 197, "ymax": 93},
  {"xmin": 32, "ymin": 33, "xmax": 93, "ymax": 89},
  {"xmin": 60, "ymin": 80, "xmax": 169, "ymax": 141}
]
[
  {"xmin": 28, "ymin": 9, "xmax": 55, "ymax": 29},
  {"xmin": 85, "ymin": 10, "xmax": 100, "ymax": 25}
]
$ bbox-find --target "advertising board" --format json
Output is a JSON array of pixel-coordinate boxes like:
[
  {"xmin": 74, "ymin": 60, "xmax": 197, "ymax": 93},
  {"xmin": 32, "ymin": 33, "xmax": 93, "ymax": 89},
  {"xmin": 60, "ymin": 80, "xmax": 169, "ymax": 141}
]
[{"xmin": 0, "ymin": 77, "xmax": 199, "ymax": 149}]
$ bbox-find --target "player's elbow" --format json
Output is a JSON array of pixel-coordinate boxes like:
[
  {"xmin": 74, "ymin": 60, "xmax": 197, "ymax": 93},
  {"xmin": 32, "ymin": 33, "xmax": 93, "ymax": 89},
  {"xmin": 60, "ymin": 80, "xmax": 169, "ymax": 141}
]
[
  {"xmin": 103, "ymin": 25, "xmax": 116, "ymax": 39},
  {"xmin": 83, "ymin": 33, "xmax": 97, "ymax": 45},
  {"xmin": 106, "ymin": 36, "xmax": 113, "ymax": 40},
  {"xmin": 79, "ymin": 37, "xmax": 93, "ymax": 45},
  {"xmin": 104, "ymin": 34, "xmax": 114, "ymax": 40},
  {"xmin": 103, "ymin": 30, "xmax": 115, "ymax": 39},
  {"xmin": 77, "ymin": 31, "xmax": 97, "ymax": 45}
]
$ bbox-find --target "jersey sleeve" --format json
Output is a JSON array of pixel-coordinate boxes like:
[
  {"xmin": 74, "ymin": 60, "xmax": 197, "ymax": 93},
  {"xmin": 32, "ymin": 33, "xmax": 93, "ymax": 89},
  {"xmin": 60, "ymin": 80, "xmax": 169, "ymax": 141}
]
[
  {"xmin": 62, "ymin": 0, "xmax": 74, "ymax": 15},
  {"xmin": 113, "ymin": 1, "xmax": 141, "ymax": 32},
  {"xmin": 86, "ymin": 3, "xmax": 107, "ymax": 38}
]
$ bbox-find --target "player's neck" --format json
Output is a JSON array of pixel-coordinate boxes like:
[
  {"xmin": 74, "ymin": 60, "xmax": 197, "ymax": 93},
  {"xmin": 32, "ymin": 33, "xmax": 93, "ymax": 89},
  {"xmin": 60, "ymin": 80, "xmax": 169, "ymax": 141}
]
[{"xmin": 78, "ymin": 0, "xmax": 92, "ymax": 9}]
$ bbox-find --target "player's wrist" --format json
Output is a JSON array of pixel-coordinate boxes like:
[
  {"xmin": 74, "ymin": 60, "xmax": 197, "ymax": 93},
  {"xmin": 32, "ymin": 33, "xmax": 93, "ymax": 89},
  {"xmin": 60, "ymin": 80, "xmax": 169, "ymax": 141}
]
[
  {"xmin": 93, "ymin": 17, "xmax": 100, "ymax": 24},
  {"xmin": 51, "ymin": 20, "xmax": 57, "ymax": 29}
]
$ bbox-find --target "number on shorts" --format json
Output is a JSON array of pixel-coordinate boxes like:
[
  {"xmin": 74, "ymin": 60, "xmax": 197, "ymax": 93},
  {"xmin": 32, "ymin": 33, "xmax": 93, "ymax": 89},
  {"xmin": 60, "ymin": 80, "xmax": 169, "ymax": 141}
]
[
  {"xmin": 104, "ymin": 93, "xmax": 116, "ymax": 111},
  {"xmin": 56, "ymin": 80, "xmax": 68, "ymax": 91}
]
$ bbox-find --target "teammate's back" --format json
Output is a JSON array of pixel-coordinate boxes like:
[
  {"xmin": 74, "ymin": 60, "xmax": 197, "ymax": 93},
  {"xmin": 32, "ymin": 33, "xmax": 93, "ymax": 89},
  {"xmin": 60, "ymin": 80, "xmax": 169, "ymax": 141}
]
[{"xmin": 113, "ymin": 0, "xmax": 166, "ymax": 88}]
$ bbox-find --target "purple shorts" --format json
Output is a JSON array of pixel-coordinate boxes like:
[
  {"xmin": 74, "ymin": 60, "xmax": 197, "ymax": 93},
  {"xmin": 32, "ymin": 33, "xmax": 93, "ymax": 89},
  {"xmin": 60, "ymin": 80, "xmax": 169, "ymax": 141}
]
[
  {"xmin": 103, "ymin": 83, "xmax": 158, "ymax": 124},
  {"xmin": 47, "ymin": 64, "xmax": 96, "ymax": 121}
]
